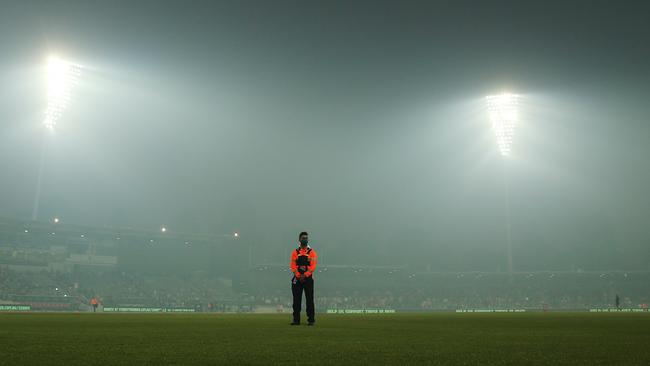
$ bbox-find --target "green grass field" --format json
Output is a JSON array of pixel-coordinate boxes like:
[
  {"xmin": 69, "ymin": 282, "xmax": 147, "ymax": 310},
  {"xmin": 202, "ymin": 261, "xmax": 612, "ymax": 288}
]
[{"xmin": 1, "ymin": 312, "xmax": 649, "ymax": 365}]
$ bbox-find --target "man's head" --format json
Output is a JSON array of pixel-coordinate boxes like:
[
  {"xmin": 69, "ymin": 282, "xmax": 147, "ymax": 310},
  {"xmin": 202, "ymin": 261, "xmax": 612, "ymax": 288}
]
[{"xmin": 299, "ymin": 231, "xmax": 309, "ymax": 247}]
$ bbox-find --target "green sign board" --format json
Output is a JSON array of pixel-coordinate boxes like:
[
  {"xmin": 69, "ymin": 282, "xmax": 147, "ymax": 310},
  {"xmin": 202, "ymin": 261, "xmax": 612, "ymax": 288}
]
[
  {"xmin": 589, "ymin": 308, "xmax": 648, "ymax": 313},
  {"xmin": 102, "ymin": 307, "xmax": 196, "ymax": 313},
  {"xmin": 326, "ymin": 309, "xmax": 395, "ymax": 314},
  {"xmin": 0, "ymin": 305, "xmax": 31, "ymax": 311},
  {"xmin": 455, "ymin": 309, "xmax": 526, "ymax": 313}
]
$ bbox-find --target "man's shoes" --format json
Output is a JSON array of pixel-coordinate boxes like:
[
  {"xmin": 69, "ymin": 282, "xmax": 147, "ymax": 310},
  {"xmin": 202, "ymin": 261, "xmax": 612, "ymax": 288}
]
[
  {"xmin": 307, "ymin": 322, "xmax": 315, "ymax": 326},
  {"xmin": 290, "ymin": 322, "xmax": 300, "ymax": 326}
]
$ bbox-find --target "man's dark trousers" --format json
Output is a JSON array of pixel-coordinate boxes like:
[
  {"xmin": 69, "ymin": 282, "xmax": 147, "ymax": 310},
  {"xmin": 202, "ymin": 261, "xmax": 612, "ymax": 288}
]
[{"xmin": 292, "ymin": 276, "xmax": 314, "ymax": 324}]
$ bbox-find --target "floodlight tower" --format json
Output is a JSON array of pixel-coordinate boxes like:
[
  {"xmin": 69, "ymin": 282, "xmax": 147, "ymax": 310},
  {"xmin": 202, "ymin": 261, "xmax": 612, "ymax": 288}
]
[
  {"xmin": 44, "ymin": 56, "xmax": 81, "ymax": 130},
  {"xmin": 32, "ymin": 56, "xmax": 81, "ymax": 221},
  {"xmin": 486, "ymin": 93, "xmax": 519, "ymax": 275}
]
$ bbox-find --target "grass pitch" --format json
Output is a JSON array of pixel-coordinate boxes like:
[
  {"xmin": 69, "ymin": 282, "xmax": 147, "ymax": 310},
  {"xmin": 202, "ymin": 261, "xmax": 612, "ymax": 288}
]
[{"xmin": 1, "ymin": 312, "xmax": 649, "ymax": 365}]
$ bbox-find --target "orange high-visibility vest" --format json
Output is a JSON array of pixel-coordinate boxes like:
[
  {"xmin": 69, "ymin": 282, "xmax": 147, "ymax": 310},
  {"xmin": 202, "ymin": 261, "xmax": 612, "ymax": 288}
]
[{"xmin": 290, "ymin": 246, "xmax": 317, "ymax": 278}]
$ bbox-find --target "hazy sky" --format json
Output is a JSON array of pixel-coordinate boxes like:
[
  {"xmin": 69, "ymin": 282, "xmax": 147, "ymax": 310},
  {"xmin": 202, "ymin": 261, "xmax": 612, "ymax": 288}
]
[{"xmin": 1, "ymin": 0, "xmax": 649, "ymax": 269}]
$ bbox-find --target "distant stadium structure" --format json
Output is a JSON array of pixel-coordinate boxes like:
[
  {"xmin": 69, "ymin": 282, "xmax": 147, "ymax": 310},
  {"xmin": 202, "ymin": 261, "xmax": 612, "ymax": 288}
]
[{"xmin": 1, "ymin": 217, "xmax": 649, "ymax": 313}]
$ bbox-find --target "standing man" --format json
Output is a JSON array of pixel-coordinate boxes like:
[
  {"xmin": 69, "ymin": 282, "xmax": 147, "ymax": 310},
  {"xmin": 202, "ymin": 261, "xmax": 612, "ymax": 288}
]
[
  {"xmin": 290, "ymin": 231, "xmax": 318, "ymax": 326},
  {"xmin": 90, "ymin": 296, "xmax": 99, "ymax": 312}
]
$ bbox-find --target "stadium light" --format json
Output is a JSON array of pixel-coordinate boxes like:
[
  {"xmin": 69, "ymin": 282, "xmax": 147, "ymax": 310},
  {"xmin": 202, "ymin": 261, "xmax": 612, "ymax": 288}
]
[
  {"xmin": 44, "ymin": 56, "xmax": 81, "ymax": 130},
  {"xmin": 53, "ymin": 217, "xmax": 59, "ymax": 223},
  {"xmin": 486, "ymin": 92, "xmax": 520, "ymax": 276},
  {"xmin": 32, "ymin": 56, "xmax": 81, "ymax": 221},
  {"xmin": 486, "ymin": 93, "xmax": 519, "ymax": 156},
  {"xmin": 161, "ymin": 226, "xmax": 167, "ymax": 233}
]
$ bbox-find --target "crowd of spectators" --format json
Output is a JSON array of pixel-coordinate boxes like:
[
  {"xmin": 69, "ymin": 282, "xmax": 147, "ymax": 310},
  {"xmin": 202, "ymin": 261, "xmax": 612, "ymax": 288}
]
[
  {"xmin": 0, "ymin": 267, "xmax": 235, "ymax": 310},
  {"xmin": 249, "ymin": 267, "xmax": 650, "ymax": 311},
  {"xmin": 2, "ymin": 265, "xmax": 649, "ymax": 312}
]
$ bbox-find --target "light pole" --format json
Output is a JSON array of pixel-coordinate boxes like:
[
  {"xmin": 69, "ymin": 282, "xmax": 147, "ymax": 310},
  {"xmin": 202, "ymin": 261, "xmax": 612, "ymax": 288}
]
[
  {"xmin": 232, "ymin": 231, "xmax": 252, "ymax": 269},
  {"xmin": 31, "ymin": 132, "xmax": 47, "ymax": 221},
  {"xmin": 486, "ymin": 93, "xmax": 519, "ymax": 275},
  {"xmin": 32, "ymin": 56, "xmax": 81, "ymax": 221}
]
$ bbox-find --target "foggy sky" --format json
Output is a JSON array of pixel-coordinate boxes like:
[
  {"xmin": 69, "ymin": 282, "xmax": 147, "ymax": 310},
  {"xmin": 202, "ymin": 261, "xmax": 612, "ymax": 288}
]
[{"xmin": 1, "ymin": 0, "xmax": 649, "ymax": 270}]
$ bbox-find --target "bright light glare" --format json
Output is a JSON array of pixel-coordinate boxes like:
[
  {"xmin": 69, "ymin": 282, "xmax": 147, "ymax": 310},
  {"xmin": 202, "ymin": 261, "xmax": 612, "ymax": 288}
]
[
  {"xmin": 44, "ymin": 56, "xmax": 81, "ymax": 130},
  {"xmin": 486, "ymin": 93, "xmax": 519, "ymax": 156}
]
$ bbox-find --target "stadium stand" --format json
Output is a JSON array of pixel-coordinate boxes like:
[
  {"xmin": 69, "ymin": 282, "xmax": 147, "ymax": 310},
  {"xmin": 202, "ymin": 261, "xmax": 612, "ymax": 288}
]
[{"xmin": 1, "ymin": 217, "xmax": 649, "ymax": 313}]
